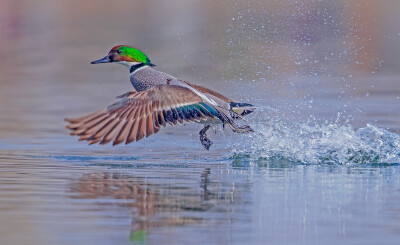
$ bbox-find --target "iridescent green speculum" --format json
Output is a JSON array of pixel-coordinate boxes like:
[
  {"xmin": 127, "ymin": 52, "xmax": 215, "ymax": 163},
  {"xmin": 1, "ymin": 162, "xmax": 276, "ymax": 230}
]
[{"xmin": 118, "ymin": 46, "xmax": 153, "ymax": 65}]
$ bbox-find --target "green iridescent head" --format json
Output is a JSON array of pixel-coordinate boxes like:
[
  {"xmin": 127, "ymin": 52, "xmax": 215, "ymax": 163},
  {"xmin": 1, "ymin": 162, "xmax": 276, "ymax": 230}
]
[{"xmin": 91, "ymin": 45, "xmax": 155, "ymax": 67}]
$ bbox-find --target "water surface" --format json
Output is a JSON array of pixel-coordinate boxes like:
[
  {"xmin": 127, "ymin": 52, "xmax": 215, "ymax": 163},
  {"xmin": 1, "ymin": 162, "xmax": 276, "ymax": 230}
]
[{"xmin": 1, "ymin": 0, "xmax": 400, "ymax": 244}]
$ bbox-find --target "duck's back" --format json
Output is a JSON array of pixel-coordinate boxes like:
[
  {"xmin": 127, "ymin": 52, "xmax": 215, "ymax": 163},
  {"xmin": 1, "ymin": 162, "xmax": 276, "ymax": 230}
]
[{"xmin": 130, "ymin": 66, "xmax": 175, "ymax": 91}]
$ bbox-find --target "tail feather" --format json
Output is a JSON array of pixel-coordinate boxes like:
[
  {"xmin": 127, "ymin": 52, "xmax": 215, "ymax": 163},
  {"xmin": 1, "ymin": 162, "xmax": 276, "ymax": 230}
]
[{"xmin": 230, "ymin": 102, "xmax": 257, "ymax": 116}]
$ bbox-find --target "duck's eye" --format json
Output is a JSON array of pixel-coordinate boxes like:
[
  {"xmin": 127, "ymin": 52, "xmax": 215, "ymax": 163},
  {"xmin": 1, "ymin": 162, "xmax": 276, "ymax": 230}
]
[{"xmin": 116, "ymin": 50, "xmax": 122, "ymax": 54}]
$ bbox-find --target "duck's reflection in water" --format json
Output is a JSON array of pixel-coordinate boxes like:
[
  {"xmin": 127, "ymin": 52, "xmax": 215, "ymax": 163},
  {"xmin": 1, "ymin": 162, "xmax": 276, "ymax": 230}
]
[{"xmin": 71, "ymin": 167, "xmax": 249, "ymax": 243}]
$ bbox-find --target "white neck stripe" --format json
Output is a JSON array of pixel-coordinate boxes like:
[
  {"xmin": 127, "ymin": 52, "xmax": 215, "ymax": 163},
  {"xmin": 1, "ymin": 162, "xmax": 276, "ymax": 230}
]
[{"xmin": 130, "ymin": 65, "xmax": 148, "ymax": 74}]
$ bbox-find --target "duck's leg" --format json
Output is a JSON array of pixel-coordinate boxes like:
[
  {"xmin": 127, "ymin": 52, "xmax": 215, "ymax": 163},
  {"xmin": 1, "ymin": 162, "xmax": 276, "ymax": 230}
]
[{"xmin": 199, "ymin": 125, "xmax": 213, "ymax": 150}]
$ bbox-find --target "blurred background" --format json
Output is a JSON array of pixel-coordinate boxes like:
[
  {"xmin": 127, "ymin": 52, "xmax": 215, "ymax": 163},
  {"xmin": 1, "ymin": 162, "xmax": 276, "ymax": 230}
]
[
  {"xmin": 0, "ymin": 1, "xmax": 400, "ymax": 245},
  {"xmin": 0, "ymin": 0, "xmax": 399, "ymax": 137},
  {"xmin": 1, "ymin": 0, "xmax": 400, "ymax": 76}
]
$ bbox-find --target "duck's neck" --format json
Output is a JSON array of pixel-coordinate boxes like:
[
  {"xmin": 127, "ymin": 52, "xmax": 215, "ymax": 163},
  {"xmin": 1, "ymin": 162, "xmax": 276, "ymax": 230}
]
[{"xmin": 130, "ymin": 63, "xmax": 148, "ymax": 74}]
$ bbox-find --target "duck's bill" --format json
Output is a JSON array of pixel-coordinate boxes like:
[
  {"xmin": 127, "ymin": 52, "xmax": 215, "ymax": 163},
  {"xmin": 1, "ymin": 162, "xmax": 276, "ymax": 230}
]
[{"xmin": 91, "ymin": 56, "xmax": 111, "ymax": 64}]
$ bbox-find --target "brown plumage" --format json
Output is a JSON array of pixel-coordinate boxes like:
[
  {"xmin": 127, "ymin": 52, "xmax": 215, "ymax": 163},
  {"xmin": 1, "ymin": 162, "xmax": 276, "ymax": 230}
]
[{"xmin": 65, "ymin": 85, "xmax": 218, "ymax": 146}]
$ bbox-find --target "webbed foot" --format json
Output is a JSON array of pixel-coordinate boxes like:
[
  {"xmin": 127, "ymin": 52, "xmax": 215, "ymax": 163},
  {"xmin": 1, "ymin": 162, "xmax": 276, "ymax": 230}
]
[{"xmin": 199, "ymin": 125, "xmax": 213, "ymax": 150}]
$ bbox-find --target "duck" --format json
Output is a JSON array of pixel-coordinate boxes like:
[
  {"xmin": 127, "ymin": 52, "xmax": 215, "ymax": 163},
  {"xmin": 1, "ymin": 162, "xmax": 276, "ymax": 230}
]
[{"xmin": 65, "ymin": 45, "xmax": 256, "ymax": 150}]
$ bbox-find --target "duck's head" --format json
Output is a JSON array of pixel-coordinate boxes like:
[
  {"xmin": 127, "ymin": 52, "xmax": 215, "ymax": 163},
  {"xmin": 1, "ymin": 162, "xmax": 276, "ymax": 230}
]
[{"xmin": 91, "ymin": 45, "xmax": 155, "ymax": 69}]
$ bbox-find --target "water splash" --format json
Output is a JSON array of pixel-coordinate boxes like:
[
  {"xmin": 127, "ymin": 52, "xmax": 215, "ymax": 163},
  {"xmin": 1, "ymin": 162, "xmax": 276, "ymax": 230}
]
[
  {"xmin": 232, "ymin": 120, "xmax": 400, "ymax": 165},
  {"xmin": 225, "ymin": 1, "xmax": 397, "ymax": 165}
]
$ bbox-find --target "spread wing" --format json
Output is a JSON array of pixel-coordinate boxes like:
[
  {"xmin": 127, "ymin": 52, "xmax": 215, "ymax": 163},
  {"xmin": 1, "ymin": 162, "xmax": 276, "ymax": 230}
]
[{"xmin": 65, "ymin": 85, "xmax": 221, "ymax": 146}]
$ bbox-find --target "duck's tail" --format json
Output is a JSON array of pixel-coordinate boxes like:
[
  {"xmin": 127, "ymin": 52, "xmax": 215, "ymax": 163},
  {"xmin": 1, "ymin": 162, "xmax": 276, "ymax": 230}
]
[{"xmin": 230, "ymin": 102, "xmax": 257, "ymax": 117}]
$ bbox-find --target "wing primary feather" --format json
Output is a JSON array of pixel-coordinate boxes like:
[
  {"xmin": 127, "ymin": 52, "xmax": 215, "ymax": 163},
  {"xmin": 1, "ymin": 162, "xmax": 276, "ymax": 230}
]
[
  {"xmin": 153, "ymin": 111, "xmax": 160, "ymax": 128},
  {"xmin": 153, "ymin": 127, "xmax": 161, "ymax": 134},
  {"xmin": 89, "ymin": 138, "xmax": 101, "ymax": 145},
  {"xmin": 79, "ymin": 134, "xmax": 92, "ymax": 141},
  {"xmin": 71, "ymin": 128, "xmax": 87, "ymax": 136},
  {"xmin": 125, "ymin": 106, "xmax": 138, "ymax": 120},
  {"xmin": 113, "ymin": 119, "xmax": 133, "ymax": 145},
  {"xmin": 115, "ymin": 104, "xmax": 132, "ymax": 118},
  {"xmin": 146, "ymin": 114, "xmax": 155, "ymax": 137},
  {"xmin": 126, "ymin": 119, "xmax": 140, "ymax": 144},
  {"xmin": 72, "ymin": 113, "xmax": 109, "ymax": 131},
  {"xmin": 65, "ymin": 109, "xmax": 105, "ymax": 123},
  {"xmin": 136, "ymin": 117, "xmax": 146, "ymax": 141},
  {"xmin": 118, "ymin": 106, "xmax": 132, "ymax": 119},
  {"xmin": 139, "ymin": 103, "xmax": 146, "ymax": 120},
  {"xmin": 82, "ymin": 116, "xmax": 115, "ymax": 137},
  {"xmin": 92, "ymin": 117, "xmax": 120, "ymax": 140},
  {"xmin": 100, "ymin": 119, "xmax": 125, "ymax": 145}
]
